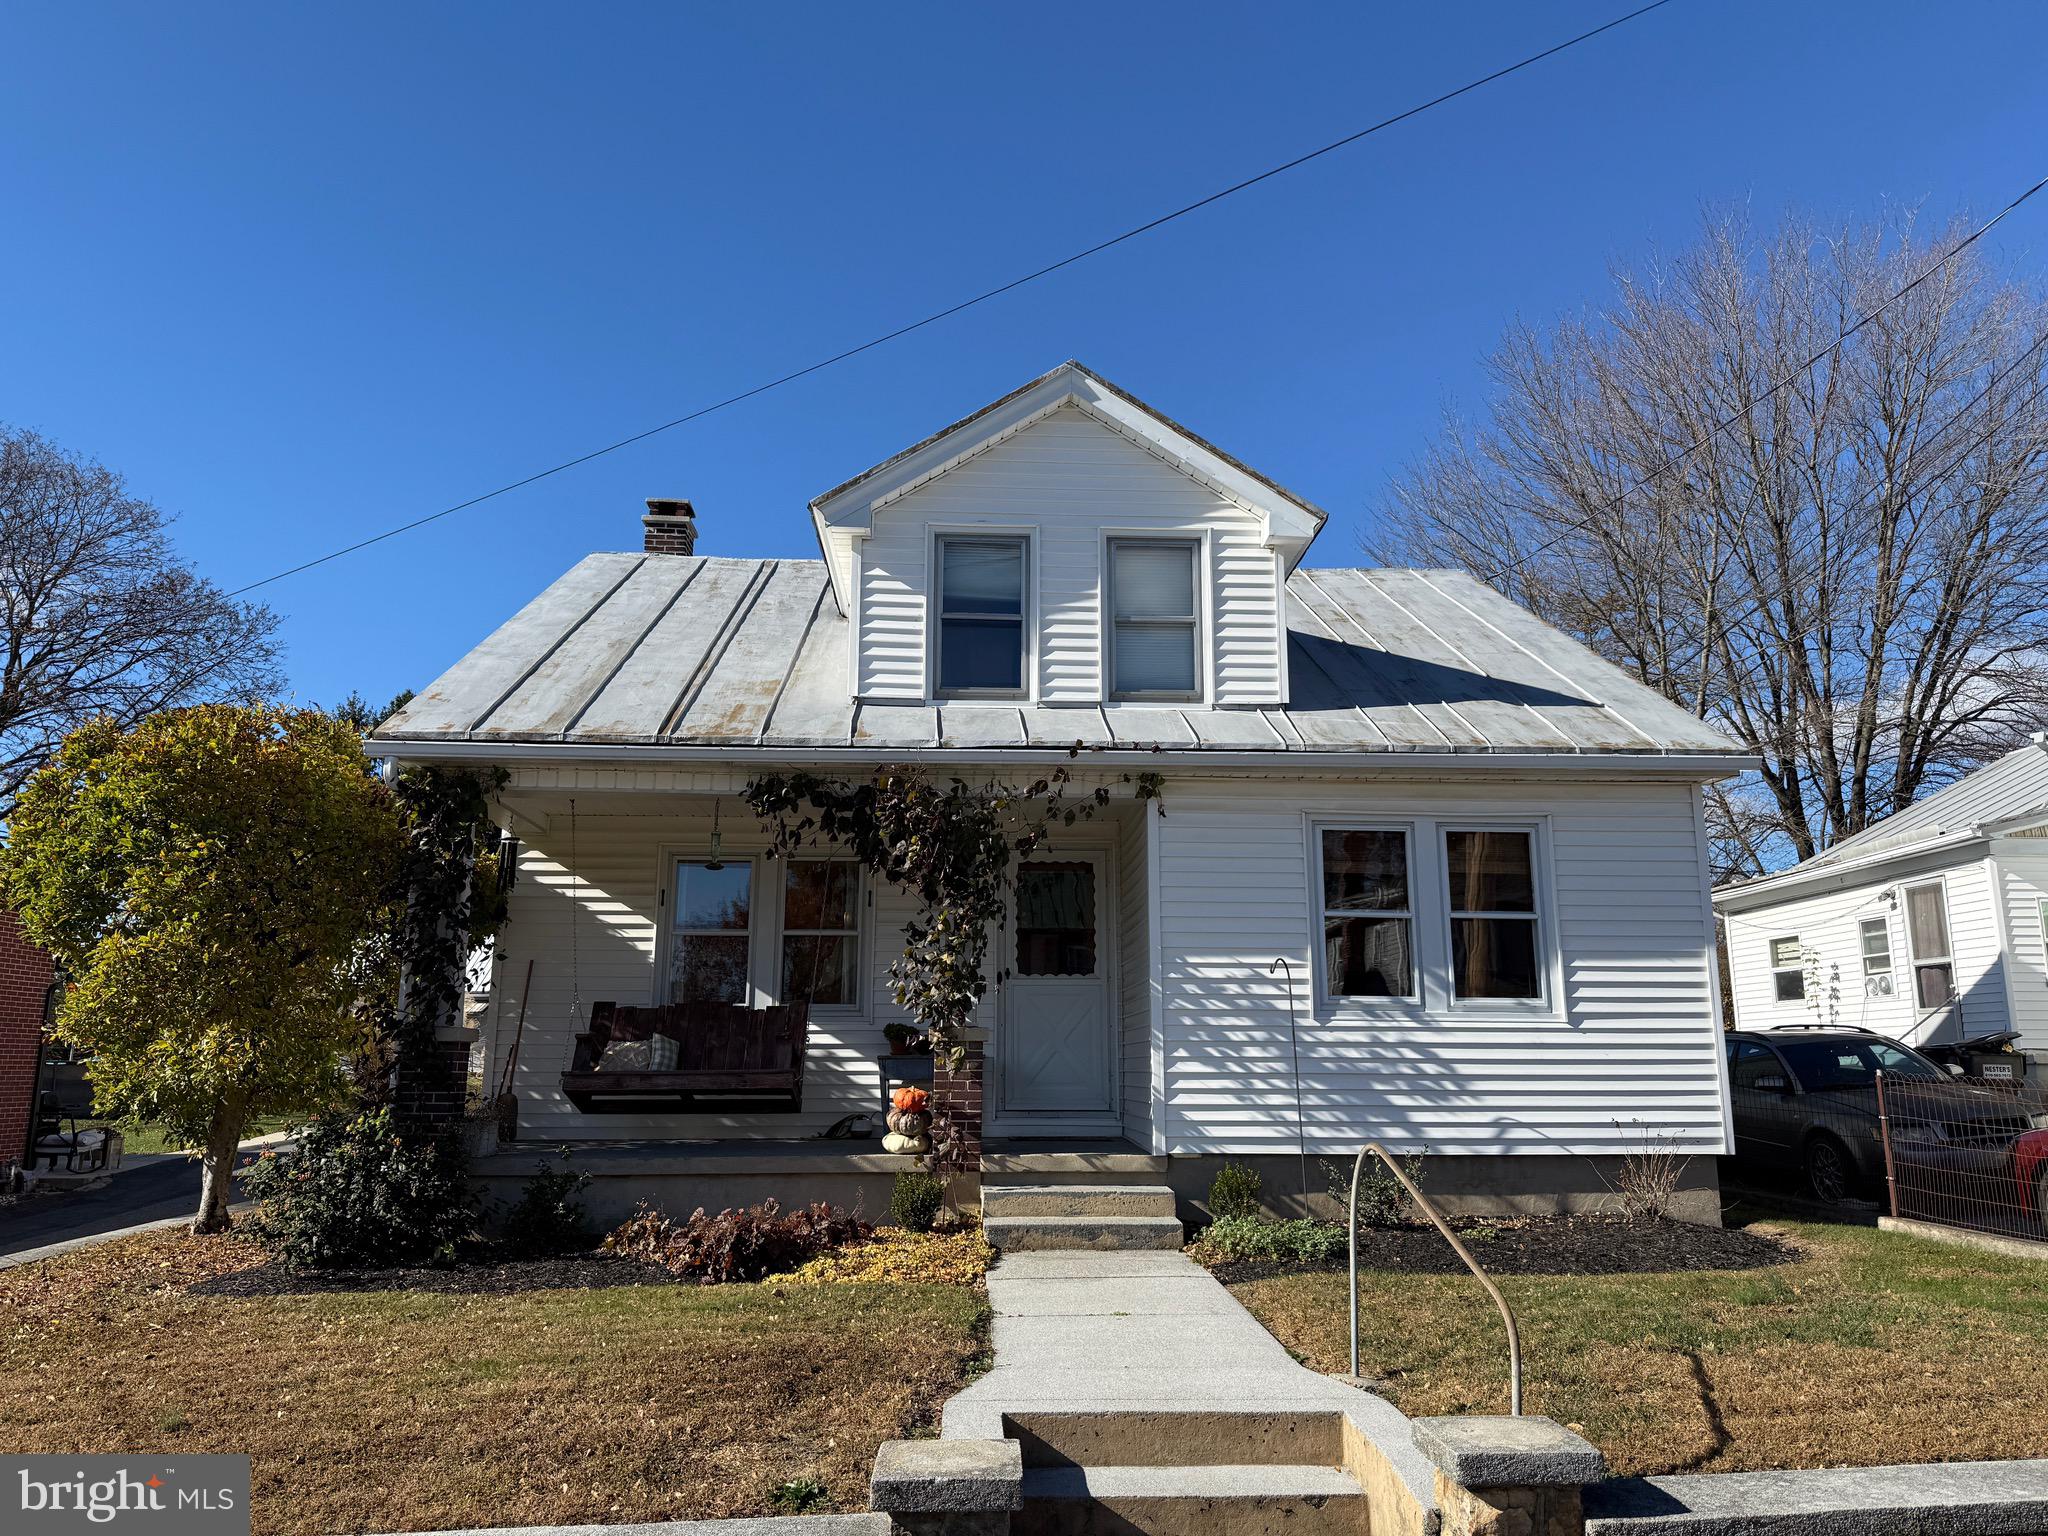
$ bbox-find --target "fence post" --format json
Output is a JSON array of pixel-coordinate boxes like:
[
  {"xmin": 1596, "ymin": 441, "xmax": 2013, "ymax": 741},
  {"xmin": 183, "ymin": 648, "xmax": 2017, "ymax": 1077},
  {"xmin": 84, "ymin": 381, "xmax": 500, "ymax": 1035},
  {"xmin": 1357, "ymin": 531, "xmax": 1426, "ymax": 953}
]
[{"xmin": 1874, "ymin": 1068, "xmax": 1901, "ymax": 1220}]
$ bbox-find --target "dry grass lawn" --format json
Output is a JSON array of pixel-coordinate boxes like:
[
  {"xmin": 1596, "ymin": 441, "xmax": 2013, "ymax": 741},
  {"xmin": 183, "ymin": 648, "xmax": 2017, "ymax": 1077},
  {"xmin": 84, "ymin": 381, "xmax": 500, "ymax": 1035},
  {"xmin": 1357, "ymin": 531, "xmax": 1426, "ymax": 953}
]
[
  {"xmin": 1228, "ymin": 1217, "xmax": 2048, "ymax": 1477},
  {"xmin": 0, "ymin": 1230, "xmax": 987, "ymax": 1535}
]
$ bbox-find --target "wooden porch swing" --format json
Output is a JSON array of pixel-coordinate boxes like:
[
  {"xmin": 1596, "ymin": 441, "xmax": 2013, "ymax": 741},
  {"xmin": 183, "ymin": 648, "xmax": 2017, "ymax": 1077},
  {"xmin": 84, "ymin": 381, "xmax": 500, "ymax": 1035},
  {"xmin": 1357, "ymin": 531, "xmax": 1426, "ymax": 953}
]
[{"xmin": 553, "ymin": 797, "xmax": 812, "ymax": 1114}]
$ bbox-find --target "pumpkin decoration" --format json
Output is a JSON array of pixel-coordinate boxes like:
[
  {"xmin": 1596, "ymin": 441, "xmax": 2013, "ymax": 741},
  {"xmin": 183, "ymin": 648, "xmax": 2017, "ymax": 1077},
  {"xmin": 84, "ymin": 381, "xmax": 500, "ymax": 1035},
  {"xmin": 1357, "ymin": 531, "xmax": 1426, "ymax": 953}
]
[{"xmin": 884, "ymin": 1083, "xmax": 933, "ymax": 1154}]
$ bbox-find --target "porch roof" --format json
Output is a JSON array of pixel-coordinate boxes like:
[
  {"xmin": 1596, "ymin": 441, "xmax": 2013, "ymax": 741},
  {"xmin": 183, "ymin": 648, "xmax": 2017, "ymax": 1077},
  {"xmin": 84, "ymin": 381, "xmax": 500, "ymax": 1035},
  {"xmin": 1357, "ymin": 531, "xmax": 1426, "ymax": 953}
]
[{"xmin": 372, "ymin": 553, "xmax": 1741, "ymax": 760}]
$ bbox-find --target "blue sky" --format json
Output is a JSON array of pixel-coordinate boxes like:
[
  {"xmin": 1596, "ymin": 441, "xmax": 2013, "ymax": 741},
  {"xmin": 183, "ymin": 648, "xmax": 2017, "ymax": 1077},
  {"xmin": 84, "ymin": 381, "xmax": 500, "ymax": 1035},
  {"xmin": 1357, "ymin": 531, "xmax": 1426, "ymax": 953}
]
[{"xmin": 5, "ymin": 2, "xmax": 2046, "ymax": 708}]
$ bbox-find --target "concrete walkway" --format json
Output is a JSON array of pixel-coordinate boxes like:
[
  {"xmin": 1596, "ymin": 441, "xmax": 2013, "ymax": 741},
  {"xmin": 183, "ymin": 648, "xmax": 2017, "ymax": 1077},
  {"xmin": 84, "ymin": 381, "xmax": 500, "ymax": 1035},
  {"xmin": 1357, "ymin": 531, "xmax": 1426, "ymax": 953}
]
[{"xmin": 942, "ymin": 1249, "xmax": 1437, "ymax": 1508}]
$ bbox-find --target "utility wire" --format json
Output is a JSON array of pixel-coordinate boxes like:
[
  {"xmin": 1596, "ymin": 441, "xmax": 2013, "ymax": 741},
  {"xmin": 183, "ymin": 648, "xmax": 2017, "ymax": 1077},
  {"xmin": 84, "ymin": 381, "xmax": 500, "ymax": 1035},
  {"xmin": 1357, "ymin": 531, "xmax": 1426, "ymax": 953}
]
[{"xmin": 226, "ymin": 0, "xmax": 1680, "ymax": 598}]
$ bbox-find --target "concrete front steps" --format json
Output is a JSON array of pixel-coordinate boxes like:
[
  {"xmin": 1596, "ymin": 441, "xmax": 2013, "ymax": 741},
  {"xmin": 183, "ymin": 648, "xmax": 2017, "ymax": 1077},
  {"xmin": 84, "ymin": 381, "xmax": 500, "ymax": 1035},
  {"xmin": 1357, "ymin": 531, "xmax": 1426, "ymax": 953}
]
[
  {"xmin": 1008, "ymin": 1410, "xmax": 1369, "ymax": 1536},
  {"xmin": 981, "ymin": 1171, "xmax": 1183, "ymax": 1252}
]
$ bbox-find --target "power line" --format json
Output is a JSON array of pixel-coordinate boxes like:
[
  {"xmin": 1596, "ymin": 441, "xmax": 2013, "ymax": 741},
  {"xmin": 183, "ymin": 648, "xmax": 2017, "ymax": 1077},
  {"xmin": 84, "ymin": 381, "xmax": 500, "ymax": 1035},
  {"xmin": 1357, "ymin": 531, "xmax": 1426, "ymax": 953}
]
[{"xmin": 226, "ymin": 0, "xmax": 1680, "ymax": 598}]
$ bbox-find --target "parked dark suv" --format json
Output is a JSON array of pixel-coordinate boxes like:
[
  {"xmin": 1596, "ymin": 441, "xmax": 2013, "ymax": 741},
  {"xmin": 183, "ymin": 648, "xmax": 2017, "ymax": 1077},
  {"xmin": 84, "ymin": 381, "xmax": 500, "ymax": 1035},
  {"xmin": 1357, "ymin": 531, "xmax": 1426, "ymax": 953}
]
[{"xmin": 1725, "ymin": 1027, "xmax": 2041, "ymax": 1202}]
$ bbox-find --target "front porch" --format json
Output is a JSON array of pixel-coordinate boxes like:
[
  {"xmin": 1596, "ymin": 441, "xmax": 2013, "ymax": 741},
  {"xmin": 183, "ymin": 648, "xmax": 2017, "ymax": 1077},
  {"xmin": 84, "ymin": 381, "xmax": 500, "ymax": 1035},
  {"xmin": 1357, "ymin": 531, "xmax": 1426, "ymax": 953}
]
[
  {"xmin": 471, "ymin": 1136, "xmax": 1161, "ymax": 1228},
  {"xmin": 481, "ymin": 772, "xmax": 1159, "ymax": 1163}
]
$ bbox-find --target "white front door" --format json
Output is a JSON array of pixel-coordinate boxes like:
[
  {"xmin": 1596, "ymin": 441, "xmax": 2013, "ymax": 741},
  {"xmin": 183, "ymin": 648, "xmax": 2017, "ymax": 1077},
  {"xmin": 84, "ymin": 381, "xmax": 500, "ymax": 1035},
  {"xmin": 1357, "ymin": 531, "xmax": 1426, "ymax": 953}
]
[{"xmin": 992, "ymin": 851, "xmax": 1118, "ymax": 1134}]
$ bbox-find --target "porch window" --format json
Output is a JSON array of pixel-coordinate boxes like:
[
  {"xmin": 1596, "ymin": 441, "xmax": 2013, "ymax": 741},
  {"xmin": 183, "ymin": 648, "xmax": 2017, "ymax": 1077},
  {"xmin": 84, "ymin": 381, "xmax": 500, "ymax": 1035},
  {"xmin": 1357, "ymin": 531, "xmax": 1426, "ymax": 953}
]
[
  {"xmin": 1445, "ymin": 828, "xmax": 1542, "ymax": 1001},
  {"xmin": 1319, "ymin": 828, "xmax": 1414, "ymax": 999},
  {"xmin": 1859, "ymin": 917, "xmax": 1894, "ymax": 997},
  {"xmin": 1769, "ymin": 935, "xmax": 1806, "ymax": 1002},
  {"xmin": 782, "ymin": 860, "xmax": 861, "ymax": 1007},
  {"xmin": 936, "ymin": 536, "xmax": 1027, "ymax": 696},
  {"xmin": 1904, "ymin": 881, "xmax": 1955, "ymax": 1010},
  {"xmin": 1108, "ymin": 538, "xmax": 1199, "ymax": 698},
  {"xmin": 668, "ymin": 859, "xmax": 752, "ymax": 1005}
]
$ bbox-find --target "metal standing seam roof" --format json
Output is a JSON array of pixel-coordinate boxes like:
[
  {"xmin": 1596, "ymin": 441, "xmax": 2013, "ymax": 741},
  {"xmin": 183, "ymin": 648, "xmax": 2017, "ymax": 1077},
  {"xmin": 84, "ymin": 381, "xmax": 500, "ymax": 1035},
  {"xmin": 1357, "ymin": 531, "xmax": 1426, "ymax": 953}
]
[
  {"xmin": 1726, "ymin": 739, "xmax": 2048, "ymax": 885},
  {"xmin": 371, "ymin": 554, "xmax": 1743, "ymax": 757}
]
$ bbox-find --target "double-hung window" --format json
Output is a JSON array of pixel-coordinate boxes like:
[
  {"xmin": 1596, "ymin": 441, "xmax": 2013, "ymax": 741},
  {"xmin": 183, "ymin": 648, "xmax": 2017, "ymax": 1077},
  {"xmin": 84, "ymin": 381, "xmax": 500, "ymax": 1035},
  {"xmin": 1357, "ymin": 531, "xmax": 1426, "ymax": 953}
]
[
  {"xmin": 1769, "ymin": 936, "xmax": 1806, "ymax": 1002},
  {"xmin": 1903, "ymin": 881, "xmax": 1955, "ymax": 1009},
  {"xmin": 1108, "ymin": 538, "xmax": 1200, "ymax": 699},
  {"xmin": 1859, "ymin": 917, "xmax": 1894, "ymax": 996},
  {"xmin": 935, "ymin": 536, "xmax": 1026, "ymax": 696},
  {"xmin": 1319, "ymin": 828, "xmax": 1414, "ymax": 999},
  {"xmin": 781, "ymin": 860, "xmax": 861, "ymax": 1008},
  {"xmin": 1445, "ymin": 828, "xmax": 1543, "ymax": 1001},
  {"xmin": 668, "ymin": 859, "xmax": 753, "ymax": 1005}
]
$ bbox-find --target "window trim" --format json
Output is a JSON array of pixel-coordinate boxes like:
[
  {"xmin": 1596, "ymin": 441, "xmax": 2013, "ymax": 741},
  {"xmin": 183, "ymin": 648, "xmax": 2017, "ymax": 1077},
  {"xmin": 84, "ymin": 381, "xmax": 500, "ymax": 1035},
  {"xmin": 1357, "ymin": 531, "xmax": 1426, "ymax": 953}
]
[
  {"xmin": 1441, "ymin": 822, "xmax": 1550, "ymax": 1009},
  {"xmin": 1902, "ymin": 878, "xmax": 1956, "ymax": 1012},
  {"xmin": 773, "ymin": 856, "xmax": 867, "ymax": 1014},
  {"xmin": 1304, "ymin": 814, "xmax": 1562, "ymax": 1020},
  {"xmin": 1106, "ymin": 536, "xmax": 1203, "ymax": 702},
  {"xmin": 1768, "ymin": 934, "xmax": 1807, "ymax": 1004},
  {"xmin": 931, "ymin": 530, "xmax": 1033, "ymax": 701},
  {"xmin": 658, "ymin": 852, "xmax": 762, "ymax": 1009},
  {"xmin": 1312, "ymin": 822, "xmax": 1421, "ymax": 1006}
]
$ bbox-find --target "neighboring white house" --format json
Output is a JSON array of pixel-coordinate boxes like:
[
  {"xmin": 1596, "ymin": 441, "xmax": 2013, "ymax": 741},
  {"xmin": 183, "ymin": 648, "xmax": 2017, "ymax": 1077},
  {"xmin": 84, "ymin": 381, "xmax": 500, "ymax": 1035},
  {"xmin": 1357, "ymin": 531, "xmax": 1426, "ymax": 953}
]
[
  {"xmin": 1714, "ymin": 740, "xmax": 2048, "ymax": 1060},
  {"xmin": 372, "ymin": 362, "xmax": 1751, "ymax": 1220}
]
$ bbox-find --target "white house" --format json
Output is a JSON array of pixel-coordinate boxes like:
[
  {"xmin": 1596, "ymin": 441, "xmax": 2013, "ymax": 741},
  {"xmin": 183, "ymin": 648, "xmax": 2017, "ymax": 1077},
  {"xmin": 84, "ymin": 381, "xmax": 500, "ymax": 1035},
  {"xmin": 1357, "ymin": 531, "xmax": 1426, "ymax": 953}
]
[
  {"xmin": 372, "ymin": 362, "xmax": 1750, "ymax": 1224},
  {"xmin": 1715, "ymin": 740, "xmax": 2048, "ymax": 1062}
]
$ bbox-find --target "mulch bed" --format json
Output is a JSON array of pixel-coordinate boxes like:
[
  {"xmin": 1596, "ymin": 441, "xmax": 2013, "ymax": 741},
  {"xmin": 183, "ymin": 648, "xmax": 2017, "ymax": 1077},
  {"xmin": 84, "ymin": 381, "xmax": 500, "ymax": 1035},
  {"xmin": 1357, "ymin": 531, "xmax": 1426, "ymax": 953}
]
[
  {"xmin": 191, "ymin": 1250, "xmax": 674, "ymax": 1297},
  {"xmin": 1203, "ymin": 1215, "xmax": 1799, "ymax": 1284}
]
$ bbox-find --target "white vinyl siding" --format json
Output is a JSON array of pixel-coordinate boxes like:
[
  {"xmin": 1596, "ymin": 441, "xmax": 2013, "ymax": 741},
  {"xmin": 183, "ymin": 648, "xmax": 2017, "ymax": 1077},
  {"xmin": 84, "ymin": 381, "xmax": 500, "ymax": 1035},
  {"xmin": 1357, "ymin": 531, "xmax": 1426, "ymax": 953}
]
[
  {"xmin": 1989, "ymin": 839, "xmax": 2048, "ymax": 1054},
  {"xmin": 1721, "ymin": 853, "xmax": 2013, "ymax": 1050},
  {"xmin": 853, "ymin": 405, "xmax": 1284, "ymax": 705},
  {"xmin": 1151, "ymin": 777, "xmax": 1727, "ymax": 1158}
]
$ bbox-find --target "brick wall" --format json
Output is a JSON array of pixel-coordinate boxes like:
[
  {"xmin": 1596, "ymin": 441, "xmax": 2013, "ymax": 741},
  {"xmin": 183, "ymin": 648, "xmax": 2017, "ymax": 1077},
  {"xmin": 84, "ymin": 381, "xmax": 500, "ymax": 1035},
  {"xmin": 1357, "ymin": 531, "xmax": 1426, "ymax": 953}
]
[
  {"xmin": 0, "ymin": 911, "xmax": 55, "ymax": 1169},
  {"xmin": 393, "ymin": 1037, "xmax": 476, "ymax": 1127},
  {"xmin": 933, "ymin": 1038, "xmax": 984, "ymax": 1171}
]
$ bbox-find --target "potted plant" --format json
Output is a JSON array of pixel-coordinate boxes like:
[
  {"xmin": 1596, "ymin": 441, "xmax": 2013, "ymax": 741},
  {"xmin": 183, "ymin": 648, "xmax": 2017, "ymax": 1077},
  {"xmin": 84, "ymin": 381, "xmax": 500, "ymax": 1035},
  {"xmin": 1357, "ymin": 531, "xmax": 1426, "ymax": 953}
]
[{"xmin": 884, "ymin": 1023, "xmax": 931, "ymax": 1056}]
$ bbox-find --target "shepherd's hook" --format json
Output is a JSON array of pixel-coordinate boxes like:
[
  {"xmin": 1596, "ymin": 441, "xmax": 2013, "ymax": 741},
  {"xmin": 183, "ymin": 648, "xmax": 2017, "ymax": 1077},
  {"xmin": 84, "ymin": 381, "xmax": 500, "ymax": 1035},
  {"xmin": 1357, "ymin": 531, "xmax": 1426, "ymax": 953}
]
[{"xmin": 1268, "ymin": 957, "xmax": 1310, "ymax": 1204}]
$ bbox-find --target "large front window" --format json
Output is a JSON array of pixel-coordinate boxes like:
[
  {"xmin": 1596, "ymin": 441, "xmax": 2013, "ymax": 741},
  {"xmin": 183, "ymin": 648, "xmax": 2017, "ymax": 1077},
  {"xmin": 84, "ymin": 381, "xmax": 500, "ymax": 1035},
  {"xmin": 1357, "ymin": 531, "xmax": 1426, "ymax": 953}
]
[
  {"xmin": 1445, "ymin": 828, "xmax": 1542, "ymax": 1001},
  {"xmin": 1109, "ymin": 538, "xmax": 1199, "ymax": 698},
  {"xmin": 1320, "ymin": 829, "xmax": 1414, "ymax": 999},
  {"xmin": 668, "ymin": 859, "xmax": 752, "ymax": 1004},
  {"xmin": 936, "ymin": 536, "xmax": 1026, "ymax": 696}
]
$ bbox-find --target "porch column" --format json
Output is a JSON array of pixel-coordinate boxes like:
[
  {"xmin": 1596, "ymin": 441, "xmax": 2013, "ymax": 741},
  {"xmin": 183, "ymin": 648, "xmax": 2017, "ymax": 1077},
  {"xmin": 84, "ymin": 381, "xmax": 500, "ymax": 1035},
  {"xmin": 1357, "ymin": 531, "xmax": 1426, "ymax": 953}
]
[
  {"xmin": 933, "ymin": 1028, "xmax": 987, "ymax": 1171},
  {"xmin": 393, "ymin": 1026, "xmax": 478, "ymax": 1129}
]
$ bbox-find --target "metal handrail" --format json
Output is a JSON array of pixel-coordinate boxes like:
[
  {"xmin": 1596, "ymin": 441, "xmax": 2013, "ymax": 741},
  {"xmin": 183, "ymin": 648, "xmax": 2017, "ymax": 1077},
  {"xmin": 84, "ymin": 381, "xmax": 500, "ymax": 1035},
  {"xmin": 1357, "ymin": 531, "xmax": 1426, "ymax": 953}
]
[{"xmin": 1348, "ymin": 1143, "xmax": 1522, "ymax": 1416}]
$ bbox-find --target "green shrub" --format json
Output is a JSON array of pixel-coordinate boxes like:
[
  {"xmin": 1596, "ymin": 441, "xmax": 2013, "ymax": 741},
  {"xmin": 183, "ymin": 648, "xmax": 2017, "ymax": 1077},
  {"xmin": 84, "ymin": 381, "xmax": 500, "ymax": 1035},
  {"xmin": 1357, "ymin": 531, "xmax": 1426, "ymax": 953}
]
[
  {"xmin": 497, "ymin": 1151, "xmax": 593, "ymax": 1257},
  {"xmin": 888, "ymin": 1170, "xmax": 946, "ymax": 1233},
  {"xmin": 1322, "ymin": 1150, "xmax": 1428, "ymax": 1230},
  {"xmin": 604, "ymin": 1199, "xmax": 870, "ymax": 1284},
  {"xmin": 1197, "ymin": 1215, "xmax": 1347, "ymax": 1265},
  {"xmin": 1208, "ymin": 1161, "xmax": 1263, "ymax": 1220},
  {"xmin": 241, "ymin": 1107, "xmax": 475, "ymax": 1269}
]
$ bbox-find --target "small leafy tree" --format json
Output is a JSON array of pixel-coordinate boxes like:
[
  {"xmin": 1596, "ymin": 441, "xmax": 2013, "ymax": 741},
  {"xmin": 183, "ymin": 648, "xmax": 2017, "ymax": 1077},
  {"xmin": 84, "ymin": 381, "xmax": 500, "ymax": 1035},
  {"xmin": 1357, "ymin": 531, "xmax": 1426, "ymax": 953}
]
[{"xmin": 0, "ymin": 704, "xmax": 403, "ymax": 1232}]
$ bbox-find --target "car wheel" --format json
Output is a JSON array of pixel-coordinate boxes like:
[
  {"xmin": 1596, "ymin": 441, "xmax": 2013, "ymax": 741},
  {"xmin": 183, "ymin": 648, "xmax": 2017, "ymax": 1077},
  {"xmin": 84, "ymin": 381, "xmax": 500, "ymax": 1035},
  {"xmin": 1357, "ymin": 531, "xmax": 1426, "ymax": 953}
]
[{"xmin": 1805, "ymin": 1134, "xmax": 1854, "ymax": 1204}]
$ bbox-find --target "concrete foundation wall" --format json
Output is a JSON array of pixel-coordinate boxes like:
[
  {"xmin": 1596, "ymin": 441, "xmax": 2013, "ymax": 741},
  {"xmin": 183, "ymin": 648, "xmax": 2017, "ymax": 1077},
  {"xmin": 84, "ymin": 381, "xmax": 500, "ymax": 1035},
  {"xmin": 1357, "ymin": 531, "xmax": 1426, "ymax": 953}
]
[{"xmin": 1158, "ymin": 1152, "xmax": 1724, "ymax": 1227}]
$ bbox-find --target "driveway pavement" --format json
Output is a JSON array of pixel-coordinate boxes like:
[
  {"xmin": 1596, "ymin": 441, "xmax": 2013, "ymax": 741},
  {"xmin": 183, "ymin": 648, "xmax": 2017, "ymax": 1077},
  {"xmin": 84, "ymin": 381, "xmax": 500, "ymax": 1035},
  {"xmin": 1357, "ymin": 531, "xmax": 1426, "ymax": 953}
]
[{"xmin": 0, "ymin": 1154, "xmax": 210, "ymax": 1259}]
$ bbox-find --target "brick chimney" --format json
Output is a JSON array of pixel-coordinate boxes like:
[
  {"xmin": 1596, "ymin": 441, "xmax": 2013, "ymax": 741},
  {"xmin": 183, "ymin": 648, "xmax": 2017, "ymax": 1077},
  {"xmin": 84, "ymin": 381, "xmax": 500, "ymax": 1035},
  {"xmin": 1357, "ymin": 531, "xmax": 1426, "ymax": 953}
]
[{"xmin": 643, "ymin": 498, "xmax": 697, "ymax": 555}]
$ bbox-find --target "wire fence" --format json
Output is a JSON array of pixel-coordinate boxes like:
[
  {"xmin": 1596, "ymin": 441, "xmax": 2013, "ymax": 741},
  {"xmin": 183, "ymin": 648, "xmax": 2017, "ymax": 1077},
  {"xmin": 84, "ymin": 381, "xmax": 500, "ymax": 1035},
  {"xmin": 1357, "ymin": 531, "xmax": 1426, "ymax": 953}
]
[{"xmin": 1876, "ymin": 1069, "xmax": 2048, "ymax": 1242}]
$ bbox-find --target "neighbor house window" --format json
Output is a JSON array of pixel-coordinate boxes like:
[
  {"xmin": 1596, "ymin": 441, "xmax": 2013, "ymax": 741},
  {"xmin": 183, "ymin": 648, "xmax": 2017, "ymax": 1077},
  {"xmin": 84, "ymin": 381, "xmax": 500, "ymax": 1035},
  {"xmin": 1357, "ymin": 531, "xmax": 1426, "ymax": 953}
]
[
  {"xmin": 668, "ymin": 859, "xmax": 752, "ymax": 1005},
  {"xmin": 936, "ymin": 536, "xmax": 1026, "ymax": 696},
  {"xmin": 1859, "ymin": 917, "xmax": 1894, "ymax": 997},
  {"xmin": 1769, "ymin": 936, "xmax": 1806, "ymax": 1002},
  {"xmin": 1319, "ymin": 828, "xmax": 1414, "ymax": 999},
  {"xmin": 1903, "ymin": 881, "xmax": 1955, "ymax": 1010},
  {"xmin": 1445, "ymin": 828, "xmax": 1542, "ymax": 1001},
  {"xmin": 782, "ymin": 860, "xmax": 860, "ymax": 1008},
  {"xmin": 1108, "ymin": 538, "xmax": 1199, "ymax": 698}
]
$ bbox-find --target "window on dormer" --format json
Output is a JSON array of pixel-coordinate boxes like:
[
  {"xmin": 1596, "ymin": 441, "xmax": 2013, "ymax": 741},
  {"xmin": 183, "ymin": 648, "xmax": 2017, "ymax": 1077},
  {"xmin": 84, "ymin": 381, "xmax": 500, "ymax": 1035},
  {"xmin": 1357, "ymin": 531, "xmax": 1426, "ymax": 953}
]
[
  {"xmin": 1109, "ymin": 538, "xmax": 1199, "ymax": 699},
  {"xmin": 936, "ymin": 536, "xmax": 1026, "ymax": 696}
]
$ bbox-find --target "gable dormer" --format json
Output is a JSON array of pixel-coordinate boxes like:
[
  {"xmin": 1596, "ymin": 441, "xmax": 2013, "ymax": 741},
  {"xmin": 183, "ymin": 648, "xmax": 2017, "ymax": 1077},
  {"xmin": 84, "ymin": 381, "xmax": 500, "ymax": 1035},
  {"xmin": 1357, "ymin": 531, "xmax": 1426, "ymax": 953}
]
[{"xmin": 810, "ymin": 362, "xmax": 1324, "ymax": 709}]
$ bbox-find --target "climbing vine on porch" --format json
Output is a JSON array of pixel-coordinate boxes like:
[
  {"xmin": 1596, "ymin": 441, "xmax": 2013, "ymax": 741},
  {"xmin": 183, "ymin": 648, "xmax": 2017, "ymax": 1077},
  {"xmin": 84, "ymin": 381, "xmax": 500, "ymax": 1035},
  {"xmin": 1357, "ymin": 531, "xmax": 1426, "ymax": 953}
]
[{"xmin": 740, "ymin": 764, "xmax": 1163, "ymax": 1076}]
